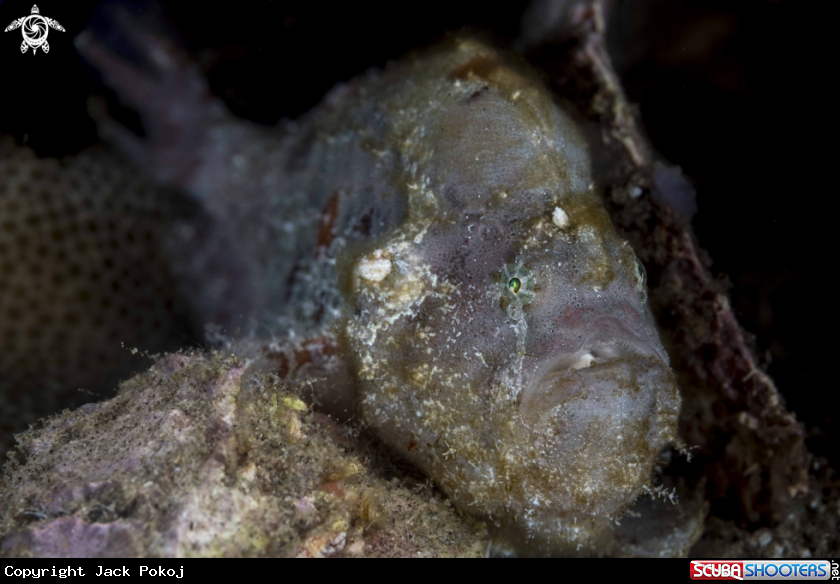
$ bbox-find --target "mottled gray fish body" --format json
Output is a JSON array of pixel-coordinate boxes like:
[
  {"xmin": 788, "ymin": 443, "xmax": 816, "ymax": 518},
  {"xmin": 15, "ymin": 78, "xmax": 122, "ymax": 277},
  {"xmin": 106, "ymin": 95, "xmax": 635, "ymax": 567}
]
[{"xmin": 78, "ymin": 32, "xmax": 680, "ymax": 555}]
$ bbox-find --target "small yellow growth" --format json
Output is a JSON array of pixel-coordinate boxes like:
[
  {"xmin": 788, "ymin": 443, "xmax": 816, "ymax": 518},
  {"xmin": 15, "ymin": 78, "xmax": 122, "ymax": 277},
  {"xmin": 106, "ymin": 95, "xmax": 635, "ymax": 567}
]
[
  {"xmin": 328, "ymin": 461, "xmax": 363, "ymax": 482},
  {"xmin": 355, "ymin": 489, "xmax": 382, "ymax": 528},
  {"xmin": 281, "ymin": 396, "xmax": 308, "ymax": 412},
  {"xmin": 267, "ymin": 394, "xmax": 307, "ymax": 441},
  {"xmin": 286, "ymin": 415, "xmax": 303, "ymax": 442}
]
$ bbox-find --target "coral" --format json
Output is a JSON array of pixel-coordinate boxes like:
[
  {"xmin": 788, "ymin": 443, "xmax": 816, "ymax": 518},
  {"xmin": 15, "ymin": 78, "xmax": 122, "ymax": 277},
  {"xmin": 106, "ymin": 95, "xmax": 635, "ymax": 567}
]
[{"xmin": 0, "ymin": 138, "xmax": 196, "ymax": 455}]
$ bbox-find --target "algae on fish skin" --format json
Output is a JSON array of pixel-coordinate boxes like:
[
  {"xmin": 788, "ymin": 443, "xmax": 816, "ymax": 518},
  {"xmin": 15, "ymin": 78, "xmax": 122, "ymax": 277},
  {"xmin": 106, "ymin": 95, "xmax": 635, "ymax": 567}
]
[
  {"xmin": 337, "ymin": 38, "xmax": 680, "ymax": 556},
  {"xmin": 0, "ymin": 352, "xmax": 485, "ymax": 558},
  {"xmin": 518, "ymin": 0, "xmax": 840, "ymax": 558}
]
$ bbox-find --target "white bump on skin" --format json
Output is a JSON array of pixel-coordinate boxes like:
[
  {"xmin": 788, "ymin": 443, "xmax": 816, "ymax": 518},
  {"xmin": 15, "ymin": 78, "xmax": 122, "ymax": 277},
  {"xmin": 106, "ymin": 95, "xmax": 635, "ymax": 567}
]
[
  {"xmin": 357, "ymin": 252, "xmax": 392, "ymax": 283},
  {"xmin": 552, "ymin": 206, "xmax": 570, "ymax": 229},
  {"xmin": 569, "ymin": 353, "xmax": 596, "ymax": 371}
]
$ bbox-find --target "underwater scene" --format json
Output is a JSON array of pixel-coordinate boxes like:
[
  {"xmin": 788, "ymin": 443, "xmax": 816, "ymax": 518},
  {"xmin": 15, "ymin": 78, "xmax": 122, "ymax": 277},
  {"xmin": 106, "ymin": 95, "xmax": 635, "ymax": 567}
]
[{"xmin": 0, "ymin": 0, "xmax": 836, "ymax": 557}]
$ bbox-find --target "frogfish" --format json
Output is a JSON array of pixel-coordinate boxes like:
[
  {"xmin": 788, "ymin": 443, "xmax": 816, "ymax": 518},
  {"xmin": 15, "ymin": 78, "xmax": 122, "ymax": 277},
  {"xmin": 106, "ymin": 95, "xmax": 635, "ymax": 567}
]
[{"xmin": 67, "ymin": 28, "xmax": 682, "ymax": 555}]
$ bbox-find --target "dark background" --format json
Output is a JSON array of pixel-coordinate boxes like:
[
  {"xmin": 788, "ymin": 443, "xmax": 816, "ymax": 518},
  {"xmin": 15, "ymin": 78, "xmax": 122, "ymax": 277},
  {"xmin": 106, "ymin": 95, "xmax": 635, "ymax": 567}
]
[{"xmin": 0, "ymin": 0, "xmax": 836, "ymax": 466}]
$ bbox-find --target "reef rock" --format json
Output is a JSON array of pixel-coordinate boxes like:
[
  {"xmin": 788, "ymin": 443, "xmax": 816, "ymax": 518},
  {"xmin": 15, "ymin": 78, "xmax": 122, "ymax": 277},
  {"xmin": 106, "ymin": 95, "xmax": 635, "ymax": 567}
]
[{"xmin": 0, "ymin": 352, "xmax": 485, "ymax": 558}]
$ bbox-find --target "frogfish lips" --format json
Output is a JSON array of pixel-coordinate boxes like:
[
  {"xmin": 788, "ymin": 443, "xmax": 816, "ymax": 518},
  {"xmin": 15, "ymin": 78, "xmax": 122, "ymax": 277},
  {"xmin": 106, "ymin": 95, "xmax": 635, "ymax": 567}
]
[{"xmin": 520, "ymin": 318, "xmax": 674, "ymax": 431}]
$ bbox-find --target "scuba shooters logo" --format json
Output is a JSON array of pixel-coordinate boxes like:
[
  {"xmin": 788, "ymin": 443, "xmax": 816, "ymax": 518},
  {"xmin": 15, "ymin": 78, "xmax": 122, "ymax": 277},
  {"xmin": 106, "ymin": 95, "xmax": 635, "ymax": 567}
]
[
  {"xmin": 691, "ymin": 562, "xmax": 745, "ymax": 580},
  {"xmin": 690, "ymin": 560, "xmax": 838, "ymax": 580}
]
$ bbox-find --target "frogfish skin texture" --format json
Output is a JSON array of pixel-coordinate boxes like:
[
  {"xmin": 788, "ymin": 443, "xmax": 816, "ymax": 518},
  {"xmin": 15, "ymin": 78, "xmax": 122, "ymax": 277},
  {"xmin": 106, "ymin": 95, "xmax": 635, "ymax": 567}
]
[{"xmin": 76, "ymin": 32, "xmax": 681, "ymax": 555}]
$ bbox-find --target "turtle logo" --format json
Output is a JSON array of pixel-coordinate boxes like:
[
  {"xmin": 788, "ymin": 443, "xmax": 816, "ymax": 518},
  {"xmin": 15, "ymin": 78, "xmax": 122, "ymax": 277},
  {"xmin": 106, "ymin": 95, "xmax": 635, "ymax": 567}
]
[{"xmin": 4, "ymin": 5, "xmax": 65, "ymax": 54}]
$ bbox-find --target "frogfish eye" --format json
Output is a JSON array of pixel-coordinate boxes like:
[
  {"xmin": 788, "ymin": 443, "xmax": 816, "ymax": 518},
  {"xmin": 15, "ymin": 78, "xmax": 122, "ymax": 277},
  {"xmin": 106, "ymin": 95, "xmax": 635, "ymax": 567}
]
[{"xmin": 500, "ymin": 263, "xmax": 535, "ymax": 307}]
